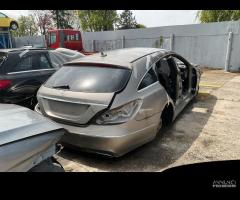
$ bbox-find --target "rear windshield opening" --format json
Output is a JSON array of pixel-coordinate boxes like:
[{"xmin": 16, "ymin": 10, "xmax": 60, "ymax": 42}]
[{"xmin": 44, "ymin": 66, "xmax": 131, "ymax": 93}]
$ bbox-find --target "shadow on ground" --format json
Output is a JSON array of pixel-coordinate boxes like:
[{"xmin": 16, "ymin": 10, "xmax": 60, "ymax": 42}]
[{"xmin": 59, "ymin": 93, "xmax": 217, "ymax": 172}]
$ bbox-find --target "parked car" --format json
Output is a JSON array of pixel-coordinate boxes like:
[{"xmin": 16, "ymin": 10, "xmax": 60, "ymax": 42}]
[
  {"xmin": 0, "ymin": 12, "xmax": 18, "ymax": 30},
  {"xmin": 35, "ymin": 48, "xmax": 201, "ymax": 157},
  {"xmin": 0, "ymin": 47, "xmax": 85, "ymax": 109},
  {"xmin": 0, "ymin": 103, "xmax": 66, "ymax": 172}
]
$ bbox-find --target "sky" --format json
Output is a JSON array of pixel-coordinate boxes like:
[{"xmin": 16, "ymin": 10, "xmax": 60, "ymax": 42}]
[{"xmin": 0, "ymin": 10, "xmax": 200, "ymax": 27}]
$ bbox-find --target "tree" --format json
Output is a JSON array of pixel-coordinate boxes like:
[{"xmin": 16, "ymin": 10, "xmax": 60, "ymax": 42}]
[
  {"xmin": 117, "ymin": 10, "xmax": 137, "ymax": 30},
  {"xmin": 197, "ymin": 10, "xmax": 240, "ymax": 23},
  {"xmin": 50, "ymin": 10, "xmax": 73, "ymax": 29},
  {"xmin": 78, "ymin": 10, "xmax": 118, "ymax": 32},
  {"xmin": 11, "ymin": 15, "xmax": 38, "ymax": 37},
  {"xmin": 136, "ymin": 24, "xmax": 146, "ymax": 29},
  {"xmin": 32, "ymin": 10, "xmax": 53, "ymax": 35},
  {"xmin": 67, "ymin": 10, "xmax": 81, "ymax": 29}
]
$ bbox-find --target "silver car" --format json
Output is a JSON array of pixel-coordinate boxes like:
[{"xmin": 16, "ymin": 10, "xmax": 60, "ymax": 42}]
[
  {"xmin": 35, "ymin": 48, "xmax": 201, "ymax": 157},
  {"xmin": 0, "ymin": 103, "xmax": 65, "ymax": 172}
]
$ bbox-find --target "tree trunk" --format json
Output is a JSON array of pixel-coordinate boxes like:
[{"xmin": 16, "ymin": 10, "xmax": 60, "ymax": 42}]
[{"xmin": 56, "ymin": 10, "xmax": 59, "ymax": 29}]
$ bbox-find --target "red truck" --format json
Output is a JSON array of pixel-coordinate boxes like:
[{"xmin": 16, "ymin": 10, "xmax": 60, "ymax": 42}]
[{"xmin": 46, "ymin": 29, "xmax": 95, "ymax": 55}]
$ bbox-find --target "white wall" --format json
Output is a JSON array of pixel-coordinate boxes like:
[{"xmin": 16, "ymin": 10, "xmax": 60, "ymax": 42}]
[{"xmin": 82, "ymin": 21, "xmax": 240, "ymax": 72}]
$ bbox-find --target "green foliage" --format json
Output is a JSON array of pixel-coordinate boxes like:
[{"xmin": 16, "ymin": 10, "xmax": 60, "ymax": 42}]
[
  {"xmin": 67, "ymin": 10, "xmax": 81, "ymax": 29},
  {"xmin": 78, "ymin": 10, "xmax": 118, "ymax": 32},
  {"xmin": 136, "ymin": 24, "xmax": 146, "ymax": 29},
  {"xmin": 117, "ymin": 10, "xmax": 137, "ymax": 30},
  {"xmin": 197, "ymin": 10, "xmax": 240, "ymax": 23},
  {"xmin": 50, "ymin": 10, "xmax": 73, "ymax": 29},
  {"xmin": 77, "ymin": 10, "xmax": 145, "ymax": 32},
  {"xmin": 11, "ymin": 15, "xmax": 38, "ymax": 37},
  {"xmin": 155, "ymin": 36, "xmax": 164, "ymax": 48},
  {"xmin": 159, "ymin": 36, "xmax": 163, "ymax": 46}
]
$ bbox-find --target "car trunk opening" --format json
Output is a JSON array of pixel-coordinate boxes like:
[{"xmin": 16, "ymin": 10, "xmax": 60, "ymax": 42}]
[{"xmin": 38, "ymin": 65, "xmax": 131, "ymax": 125}]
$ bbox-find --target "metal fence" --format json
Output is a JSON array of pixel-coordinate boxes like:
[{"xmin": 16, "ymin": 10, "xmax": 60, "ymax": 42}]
[{"xmin": 13, "ymin": 35, "xmax": 46, "ymax": 48}]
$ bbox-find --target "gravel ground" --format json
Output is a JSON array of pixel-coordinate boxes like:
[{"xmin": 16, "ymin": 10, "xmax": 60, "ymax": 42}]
[{"xmin": 55, "ymin": 69, "xmax": 240, "ymax": 172}]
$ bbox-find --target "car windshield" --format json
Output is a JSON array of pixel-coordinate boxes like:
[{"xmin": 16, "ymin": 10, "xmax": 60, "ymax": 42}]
[
  {"xmin": 0, "ymin": 52, "xmax": 7, "ymax": 66},
  {"xmin": 44, "ymin": 66, "xmax": 131, "ymax": 93}
]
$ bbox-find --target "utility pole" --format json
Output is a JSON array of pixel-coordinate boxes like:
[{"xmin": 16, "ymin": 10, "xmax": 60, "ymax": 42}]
[{"xmin": 225, "ymin": 32, "xmax": 233, "ymax": 72}]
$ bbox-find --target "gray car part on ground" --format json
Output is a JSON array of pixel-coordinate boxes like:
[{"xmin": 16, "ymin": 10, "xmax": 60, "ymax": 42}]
[{"xmin": 0, "ymin": 103, "xmax": 66, "ymax": 172}]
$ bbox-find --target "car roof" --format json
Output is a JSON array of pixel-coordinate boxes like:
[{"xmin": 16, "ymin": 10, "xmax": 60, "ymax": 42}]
[{"xmin": 65, "ymin": 48, "xmax": 169, "ymax": 69}]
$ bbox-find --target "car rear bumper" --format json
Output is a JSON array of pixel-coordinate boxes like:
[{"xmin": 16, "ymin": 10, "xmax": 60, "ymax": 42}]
[
  {"xmin": 35, "ymin": 104, "xmax": 161, "ymax": 157},
  {"xmin": 57, "ymin": 118, "xmax": 159, "ymax": 157}
]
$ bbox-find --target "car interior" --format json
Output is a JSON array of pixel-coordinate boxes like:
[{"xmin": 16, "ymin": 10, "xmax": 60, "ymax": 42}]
[
  {"xmin": 174, "ymin": 58, "xmax": 190, "ymax": 96},
  {"xmin": 154, "ymin": 55, "xmax": 190, "ymax": 103}
]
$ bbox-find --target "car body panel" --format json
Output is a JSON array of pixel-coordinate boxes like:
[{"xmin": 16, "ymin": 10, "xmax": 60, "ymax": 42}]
[
  {"xmin": 0, "ymin": 103, "xmax": 65, "ymax": 171},
  {"xmin": 56, "ymin": 111, "xmax": 161, "ymax": 157},
  {"xmin": 0, "ymin": 131, "xmax": 63, "ymax": 172},
  {"xmin": 0, "ymin": 12, "xmax": 15, "ymax": 27},
  {"xmin": 38, "ymin": 86, "xmax": 115, "ymax": 124},
  {"xmin": 0, "ymin": 103, "xmax": 63, "ymax": 145},
  {"xmin": 65, "ymin": 47, "xmax": 167, "ymax": 69}
]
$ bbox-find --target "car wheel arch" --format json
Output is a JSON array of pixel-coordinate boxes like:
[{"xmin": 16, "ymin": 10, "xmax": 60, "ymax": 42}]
[{"xmin": 161, "ymin": 101, "xmax": 175, "ymax": 126}]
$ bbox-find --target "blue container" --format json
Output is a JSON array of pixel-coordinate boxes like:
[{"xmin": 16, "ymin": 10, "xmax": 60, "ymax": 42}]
[{"xmin": 0, "ymin": 32, "xmax": 12, "ymax": 49}]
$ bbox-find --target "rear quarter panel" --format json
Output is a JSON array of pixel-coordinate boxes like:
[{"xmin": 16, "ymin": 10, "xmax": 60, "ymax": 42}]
[{"xmin": 110, "ymin": 55, "xmax": 170, "ymax": 123}]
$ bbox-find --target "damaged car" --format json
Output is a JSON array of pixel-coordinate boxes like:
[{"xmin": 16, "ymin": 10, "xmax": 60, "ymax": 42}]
[
  {"xmin": 0, "ymin": 103, "xmax": 66, "ymax": 172},
  {"xmin": 0, "ymin": 47, "xmax": 84, "ymax": 109},
  {"xmin": 35, "ymin": 47, "xmax": 201, "ymax": 157}
]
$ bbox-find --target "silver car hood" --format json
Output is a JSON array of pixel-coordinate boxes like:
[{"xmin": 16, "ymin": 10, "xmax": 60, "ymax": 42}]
[{"xmin": 0, "ymin": 104, "xmax": 63, "ymax": 146}]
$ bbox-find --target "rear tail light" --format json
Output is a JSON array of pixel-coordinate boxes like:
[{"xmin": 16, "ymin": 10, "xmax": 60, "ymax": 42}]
[
  {"xmin": 95, "ymin": 99, "xmax": 142, "ymax": 125},
  {"xmin": 0, "ymin": 80, "xmax": 12, "ymax": 90}
]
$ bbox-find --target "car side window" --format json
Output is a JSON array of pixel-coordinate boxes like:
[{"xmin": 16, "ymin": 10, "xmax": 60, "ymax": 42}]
[
  {"xmin": 39, "ymin": 54, "xmax": 52, "ymax": 69},
  {"xmin": 9, "ymin": 56, "xmax": 34, "ymax": 73},
  {"xmin": 50, "ymin": 33, "xmax": 56, "ymax": 44},
  {"xmin": 75, "ymin": 33, "xmax": 80, "ymax": 41},
  {"xmin": 138, "ymin": 68, "xmax": 158, "ymax": 90}
]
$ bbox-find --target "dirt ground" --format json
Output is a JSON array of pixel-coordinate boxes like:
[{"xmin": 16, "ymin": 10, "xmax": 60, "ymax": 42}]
[{"xmin": 55, "ymin": 69, "xmax": 240, "ymax": 172}]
